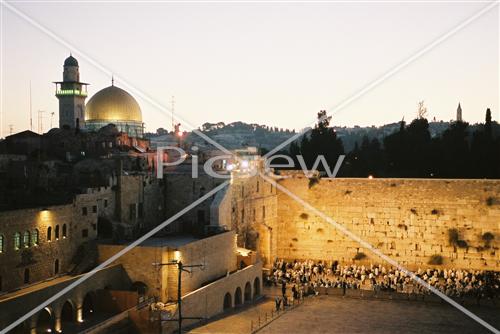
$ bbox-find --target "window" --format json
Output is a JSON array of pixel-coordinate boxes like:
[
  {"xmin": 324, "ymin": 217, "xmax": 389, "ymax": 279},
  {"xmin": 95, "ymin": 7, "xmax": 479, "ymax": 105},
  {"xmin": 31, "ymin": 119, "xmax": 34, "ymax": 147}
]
[
  {"xmin": 55, "ymin": 225, "xmax": 60, "ymax": 240},
  {"xmin": 82, "ymin": 229, "xmax": 88, "ymax": 238},
  {"xmin": 104, "ymin": 199, "xmax": 108, "ymax": 208},
  {"xmin": 31, "ymin": 229, "xmax": 39, "ymax": 246},
  {"xmin": 14, "ymin": 232, "xmax": 21, "ymax": 250},
  {"xmin": 256, "ymin": 181, "xmax": 259, "ymax": 192},
  {"xmin": 0, "ymin": 235, "xmax": 4, "ymax": 253},
  {"xmin": 47, "ymin": 226, "xmax": 52, "ymax": 241},
  {"xmin": 82, "ymin": 207, "xmax": 88, "ymax": 216},
  {"xmin": 23, "ymin": 231, "xmax": 30, "ymax": 248},
  {"xmin": 54, "ymin": 259, "xmax": 59, "ymax": 275},
  {"xmin": 263, "ymin": 206, "xmax": 266, "ymax": 219},
  {"xmin": 92, "ymin": 205, "xmax": 97, "ymax": 213},
  {"xmin": 62, "ymin": 224, "xmax": 67, "ymax": 238}
]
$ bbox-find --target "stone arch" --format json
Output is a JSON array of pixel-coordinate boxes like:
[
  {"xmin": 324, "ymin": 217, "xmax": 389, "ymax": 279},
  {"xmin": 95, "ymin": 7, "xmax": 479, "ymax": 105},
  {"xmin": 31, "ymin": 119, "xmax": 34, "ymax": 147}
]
[
  {"xmin": 234, "ymin": 287, "xmax": 242, "ymax": 306},
  {"xmin": 253, "ymin": 277, "xmax": 261, "ymax": 299},
  {"xmin": 223, "ymin": 292, "xmax": 232, "ymax": 310},
  {"xmin": 36, "ymin": 307, "xmax": 55, "ymax": 333},
  {"xmin": 60, "ymin": 299, "xmax": 76, "ymax": 331},
  {"xmin": 244, "ymin": 281, "xmax": 252, "ymax": 302},
  {"xmin": 82, "ymin": 292, "xmax": 96, "ymax": 320}
]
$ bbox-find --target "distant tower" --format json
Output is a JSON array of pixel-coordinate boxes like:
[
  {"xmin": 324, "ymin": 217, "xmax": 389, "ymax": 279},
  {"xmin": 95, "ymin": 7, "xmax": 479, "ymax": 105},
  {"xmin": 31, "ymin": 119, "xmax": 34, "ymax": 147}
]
[
  {"xmin": 54, "ymin": 55, "xmax": 89, "ymax": 129},
  {"xmin": 456, "ymin": 103, "xmax": 463, "ymax": 122}
]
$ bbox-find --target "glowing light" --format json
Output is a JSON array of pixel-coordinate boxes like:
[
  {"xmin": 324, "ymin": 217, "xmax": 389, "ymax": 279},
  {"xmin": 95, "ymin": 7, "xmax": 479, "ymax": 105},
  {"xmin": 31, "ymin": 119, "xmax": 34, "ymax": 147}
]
[
  {"xmin": 241, "ymin": 160, "xmax": 249, "ymax": 169},
  {"xmin": 177, "ymin": 131, "xmax": 183, "ymax": 137},
  {"xmin": 174, "ymin": 250, "xmax": 181, "ymax": 261},
  {"xmin": 226, "ymin": 164, "xmax": 234, "ymax": 171},
  {"xmin": 368, "ymin": 175, "xmax": 374, "ymax": 180}
]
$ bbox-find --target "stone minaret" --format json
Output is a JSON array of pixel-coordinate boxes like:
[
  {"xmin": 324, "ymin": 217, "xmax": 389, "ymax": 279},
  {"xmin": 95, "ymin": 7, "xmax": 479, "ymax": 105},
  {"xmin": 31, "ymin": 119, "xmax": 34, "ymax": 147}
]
[
  {"xmin": 456, "ymin": 103, "xmax": 463, "ymax": 122},
  {"xmin": 54, "ymin": 55, "xmax": 89, "ymax": 129}
]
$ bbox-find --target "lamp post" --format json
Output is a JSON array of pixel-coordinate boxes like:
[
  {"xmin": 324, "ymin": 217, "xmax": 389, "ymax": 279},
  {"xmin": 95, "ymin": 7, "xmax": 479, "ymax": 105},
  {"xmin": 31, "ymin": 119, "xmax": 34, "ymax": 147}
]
[{"xmin": 153, "ymin": 260, "xmax": 204, "ymax": 334}]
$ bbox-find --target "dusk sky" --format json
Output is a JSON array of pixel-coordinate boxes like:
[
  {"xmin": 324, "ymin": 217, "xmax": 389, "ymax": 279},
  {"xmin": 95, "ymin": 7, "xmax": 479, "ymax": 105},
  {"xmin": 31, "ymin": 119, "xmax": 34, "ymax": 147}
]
[{"xmin": 0, "ymin": 1, "xmax": 498, "ymax": 137}]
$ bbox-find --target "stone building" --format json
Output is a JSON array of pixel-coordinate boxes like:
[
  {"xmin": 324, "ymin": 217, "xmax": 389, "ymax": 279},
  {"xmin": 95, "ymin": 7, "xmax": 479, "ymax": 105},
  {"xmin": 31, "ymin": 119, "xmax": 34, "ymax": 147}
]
[{"xmin": 0, "ymin": 193, "xmax": 99, "ymax": 293}]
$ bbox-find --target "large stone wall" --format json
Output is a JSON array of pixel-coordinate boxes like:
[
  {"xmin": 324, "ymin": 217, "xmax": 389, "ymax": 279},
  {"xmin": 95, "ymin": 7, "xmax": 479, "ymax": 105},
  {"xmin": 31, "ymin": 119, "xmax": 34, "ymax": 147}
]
[{"xmin": 275, "ymin": 175, "xmax": 500, "ymax": 270}]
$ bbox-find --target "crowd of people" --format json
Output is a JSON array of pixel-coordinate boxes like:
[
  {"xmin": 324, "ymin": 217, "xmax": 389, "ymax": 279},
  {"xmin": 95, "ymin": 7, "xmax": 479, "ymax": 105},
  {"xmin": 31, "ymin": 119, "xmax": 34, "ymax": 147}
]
[{"xmin": 266, "ymin": 259, "xmax": 500, "ymax": 302}]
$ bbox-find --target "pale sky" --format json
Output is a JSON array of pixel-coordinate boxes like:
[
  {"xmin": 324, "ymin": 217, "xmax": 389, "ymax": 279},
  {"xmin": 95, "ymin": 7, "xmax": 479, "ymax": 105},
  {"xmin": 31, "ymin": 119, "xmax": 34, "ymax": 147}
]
[{"xmin": 0, "ymin": 1, "xmax": 498, "ymax": 137}]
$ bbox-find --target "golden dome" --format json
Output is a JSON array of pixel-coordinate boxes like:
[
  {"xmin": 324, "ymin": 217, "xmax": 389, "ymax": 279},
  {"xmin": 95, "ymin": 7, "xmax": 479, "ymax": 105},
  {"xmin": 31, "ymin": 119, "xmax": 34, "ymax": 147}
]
[{"xmin": 85, "ymin": 85, "xmax": 142, "ymax": 122}]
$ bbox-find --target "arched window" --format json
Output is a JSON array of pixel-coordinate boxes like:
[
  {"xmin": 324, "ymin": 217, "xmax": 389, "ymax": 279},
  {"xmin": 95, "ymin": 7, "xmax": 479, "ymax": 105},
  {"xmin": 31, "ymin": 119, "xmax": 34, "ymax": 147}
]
[
  {"xmin": 0, "ymin": 235, "xmax": 4, "ymax": 253},
  {"xmin": 55, "ymin": 225, "xmax": 60, "ymax": 240},
  {"xmin": 62, "ymin": 224, "xmax": 67, "ymax": 238},
  {"xmin": 14, "ymin": 232, "xmax": 21, "ymax": 250},
  {"xmin": 32, "ymin": 229, "xmax": 39, "ymax": 246},
  {"xmin": 47, "ymin": 227, "xmax": 52, "ymax": 241},
  {"xmin": 23, "ymin": 231, "xmax": 30, "ymax": 248}
]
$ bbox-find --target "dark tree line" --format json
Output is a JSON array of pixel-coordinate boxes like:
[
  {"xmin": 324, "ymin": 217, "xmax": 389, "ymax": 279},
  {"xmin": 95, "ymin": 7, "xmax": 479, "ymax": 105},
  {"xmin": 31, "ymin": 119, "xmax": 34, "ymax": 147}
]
[{"xmin": 287, "ymin": 109, "xmax": 500, "ymax": 179}]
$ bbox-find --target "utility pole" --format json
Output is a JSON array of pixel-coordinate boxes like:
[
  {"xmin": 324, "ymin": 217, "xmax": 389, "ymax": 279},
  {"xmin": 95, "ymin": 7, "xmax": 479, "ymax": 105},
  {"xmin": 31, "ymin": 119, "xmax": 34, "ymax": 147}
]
[
  {"xmin": 153, "ymin": 260, "xmax": 204, "ymax": 333},
  {"xmin": 29, "ymin": 81, "xmax": 33, "ymax": 131},
  {"xmin": 171, "ymin": 96, "xmax": 175, "ymax": 133}
]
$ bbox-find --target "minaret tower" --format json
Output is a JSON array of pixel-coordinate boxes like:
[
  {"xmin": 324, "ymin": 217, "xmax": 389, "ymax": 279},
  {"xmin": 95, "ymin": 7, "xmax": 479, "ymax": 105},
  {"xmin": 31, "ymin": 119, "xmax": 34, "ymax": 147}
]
[
  {"xmin": 54, "ymin": 55, "xmax": 89, "ymax": 129},
  {"xmin": 456, "ymin": 102, "xmax": 463, "ymax": 122}
]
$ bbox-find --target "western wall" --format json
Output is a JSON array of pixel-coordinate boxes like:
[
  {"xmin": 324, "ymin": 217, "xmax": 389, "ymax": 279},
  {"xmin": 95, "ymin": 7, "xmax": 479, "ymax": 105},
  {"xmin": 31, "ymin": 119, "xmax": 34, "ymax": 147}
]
[{"xmin": 272, "ymin": 173, "xmax": 500, "ymax": 271}]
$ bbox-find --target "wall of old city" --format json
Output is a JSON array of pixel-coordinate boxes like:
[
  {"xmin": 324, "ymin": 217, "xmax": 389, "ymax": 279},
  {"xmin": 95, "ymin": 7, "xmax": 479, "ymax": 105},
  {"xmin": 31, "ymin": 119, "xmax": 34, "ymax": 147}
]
[
  {"xmin": 274, "ymin": 174, "xmax": 500, "ymax": 271},
  {"xmin": 227, "ymin": 174, "xmax": 278, "ymax": 266}
]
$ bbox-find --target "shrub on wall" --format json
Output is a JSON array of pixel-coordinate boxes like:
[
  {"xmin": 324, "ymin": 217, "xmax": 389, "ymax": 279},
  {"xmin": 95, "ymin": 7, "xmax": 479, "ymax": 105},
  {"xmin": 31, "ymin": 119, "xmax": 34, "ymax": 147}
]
[
  {"xmin": 292, "ymin": 237, "xmax": 298, "ymax": 242},
  {"xmin": 431, "ymin": 209, "xmax": 441, "ymax": 215},
  {"xmin": 486, "ymin": 197, "xmax": 496, "ymax": 206},
  {"xmin": 482, "ymin": 232, "xmax": 495, "ymax": 246},
  {"xmin": 428, "ymin": 254, "xmax": 444, "ymax": 265},
  {"xmin": 308, "ymin": 176, "xmax": 320, "ymax": 189},
  {"xmin": 299, "ymin": 213, "xmax": 309, "ymax": 219},
  {"xmin": 353, "ymin": 252, "xmax": 366, "ymax": 260}
]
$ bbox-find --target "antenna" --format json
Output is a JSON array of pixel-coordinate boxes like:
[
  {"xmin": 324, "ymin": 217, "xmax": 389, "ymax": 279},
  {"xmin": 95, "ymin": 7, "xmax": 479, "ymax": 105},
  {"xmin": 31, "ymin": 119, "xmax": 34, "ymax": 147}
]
[
  {"xmin": 171, "ymin": 95, "xmax": 175, "ymax": 133},
  {"xmin": 50, "ymin": 112, "xmax": 55, "ymax": 129},
  {"xmin": 29, "ymin": 81, "xmax": 33, "ymax": 131},
  {"xmin": 37, "ymin": 110, "xmax": 46, "ymax": 134}
]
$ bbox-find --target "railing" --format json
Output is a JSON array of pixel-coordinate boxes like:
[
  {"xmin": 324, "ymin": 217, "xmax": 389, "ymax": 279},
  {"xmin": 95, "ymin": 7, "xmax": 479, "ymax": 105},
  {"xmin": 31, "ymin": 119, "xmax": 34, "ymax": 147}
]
[
  {"xmin": 250, "ymin": 296, "xmax": 305, "ymax": 333},
  {"xmin": 56, "ymin": 89, "xmax": 88, "ymax": 97}
]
